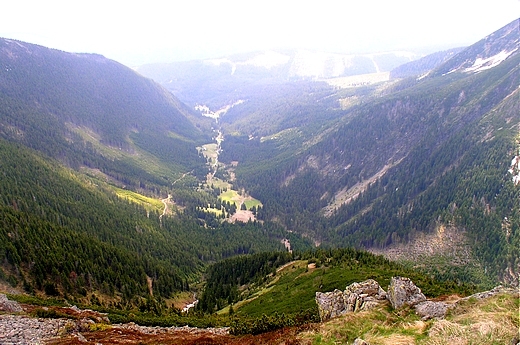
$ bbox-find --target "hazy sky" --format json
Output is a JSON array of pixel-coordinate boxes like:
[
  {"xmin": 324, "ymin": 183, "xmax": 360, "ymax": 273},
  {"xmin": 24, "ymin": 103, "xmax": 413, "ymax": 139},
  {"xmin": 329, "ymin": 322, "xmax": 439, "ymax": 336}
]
[{"xmin": 1, "ymin": 0, "xmax": 518, "ymax": 66}]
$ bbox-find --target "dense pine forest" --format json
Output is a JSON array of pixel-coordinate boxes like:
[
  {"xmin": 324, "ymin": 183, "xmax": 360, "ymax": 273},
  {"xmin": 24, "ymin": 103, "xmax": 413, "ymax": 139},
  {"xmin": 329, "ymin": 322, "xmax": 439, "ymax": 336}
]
[{"xmin": 0, "ymin": 139, "xmax": 295, "ymax": 304}]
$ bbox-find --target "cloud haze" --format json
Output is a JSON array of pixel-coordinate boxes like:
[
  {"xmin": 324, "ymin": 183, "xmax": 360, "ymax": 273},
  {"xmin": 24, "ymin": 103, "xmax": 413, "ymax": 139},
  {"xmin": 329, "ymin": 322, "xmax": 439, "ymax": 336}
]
[{"xmin": 1, "ymin": 0, "xmax": 518, "ymax": 66}]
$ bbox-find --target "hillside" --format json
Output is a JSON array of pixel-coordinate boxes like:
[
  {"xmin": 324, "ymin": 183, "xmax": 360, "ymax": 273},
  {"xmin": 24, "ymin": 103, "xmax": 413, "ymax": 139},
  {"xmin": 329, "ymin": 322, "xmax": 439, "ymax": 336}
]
[
  {"xmin": 1, "ymin": 249, "xmax": 517, "ymax": 344},
  {"xmin": 0, "ymin": 38, "xmax": 211, "ymax": 185},
  {"xmin": 0, "ymin": 38, "xmax": 295, "ymax": 306},
  {"xmin": 218, "ymin": 18, "xmax": 520, "ymax": 286},
  {"xmin": 390, "ymin": 47, "xmax": 464, "ymax": 79}
]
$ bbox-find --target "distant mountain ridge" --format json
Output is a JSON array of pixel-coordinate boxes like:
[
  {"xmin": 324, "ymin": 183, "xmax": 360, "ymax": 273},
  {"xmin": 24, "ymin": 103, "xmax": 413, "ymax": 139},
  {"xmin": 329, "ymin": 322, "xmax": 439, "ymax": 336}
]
[
  {"xmin": 390, "ymin": 47, "xmax": 465, "ymax": 79},
  {"xmin": 136, "ymin": 49, "xmax": 420, "ymax": 108},
  {"xmin": 201, "ymin": 49, "xmax": 419, "ymax": 79},
  {"xmin": 140, "ymin": 49, "xmax": 419, "ymax": 79},
  {"xmin": 432, "ymin": 18, "xmax": 519, "ymax": 76}
]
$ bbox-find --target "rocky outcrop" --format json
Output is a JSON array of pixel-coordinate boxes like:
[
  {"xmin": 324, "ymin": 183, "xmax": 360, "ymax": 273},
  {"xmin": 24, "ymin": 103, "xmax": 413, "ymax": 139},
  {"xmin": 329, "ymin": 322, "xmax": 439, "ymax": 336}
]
[
  {"xmin": 386, "ymin": 277, "xmax": 453, "ymax": 320},
  {"xmin": 315, "ymin": 277, "xmax": 465, "ymax": 322},
  {"xmin": 114, "ymin": 322, "xmax": 229, "ymax": 336},
  {"xmin": 0, "ymin": 294, "xmax": 22, "ymax": 313},
  {"xmin": 315, "ymin": 289, "xmax": 348, "ymax": 320},
  {"xmin": 387, "ymin": 276, "xmax": 426, "ymax": 309},
  {"xmin": 315, "ymin": 279, "xmax": 387, "ymax": 321},
  {"xmin": 460, "ymin": 285, "xmax": 518, "ymax": 301}
]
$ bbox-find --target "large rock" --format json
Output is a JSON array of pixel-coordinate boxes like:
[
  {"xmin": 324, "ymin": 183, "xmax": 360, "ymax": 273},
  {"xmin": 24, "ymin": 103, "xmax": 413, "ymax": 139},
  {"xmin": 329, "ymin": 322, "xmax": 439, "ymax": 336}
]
[
  {"xmin": 315, "ymin": 289, "xmax": 347, "ymax": 320},
  {"xmin": 414, "ymin": 300, "xmax": 449, "ymax": 320},
  {"xmin": 387, "ymin": 276, "xmax": 426, "ymax": 309},
  {"xmin": 315, "ymin": 279, "xmax": 387, "ymax": 321}
]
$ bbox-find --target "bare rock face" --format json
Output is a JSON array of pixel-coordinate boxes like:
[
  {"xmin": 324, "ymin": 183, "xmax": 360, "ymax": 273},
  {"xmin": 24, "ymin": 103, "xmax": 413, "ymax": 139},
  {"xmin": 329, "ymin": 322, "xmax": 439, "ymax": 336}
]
[
  {"xmin": 0, "ymin": 293, "xmax": 22, "ymax": 313},
  {"xmin": 387, "ymin": 276, "xmax": 426, "ymax": 309},
  {"xmin": 315, "ymin": 279, "xmax": 387, "ymax": 321},
  {"xmin": 315, "ymin": 289, "xmax": 347, "ymax": 320}
]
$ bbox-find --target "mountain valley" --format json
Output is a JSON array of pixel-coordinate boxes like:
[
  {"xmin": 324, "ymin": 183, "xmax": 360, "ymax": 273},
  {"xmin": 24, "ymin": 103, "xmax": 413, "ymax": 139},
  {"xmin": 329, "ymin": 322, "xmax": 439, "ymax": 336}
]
[{"xmin": 0, "ymin": 17, "xmax": 519, "ymax": 345}]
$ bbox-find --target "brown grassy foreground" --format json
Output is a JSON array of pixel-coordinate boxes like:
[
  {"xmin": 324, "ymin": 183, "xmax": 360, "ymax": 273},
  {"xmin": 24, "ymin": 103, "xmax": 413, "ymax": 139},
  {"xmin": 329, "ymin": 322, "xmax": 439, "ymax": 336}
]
[
  {"xmin": 298, "ymin": 292, "xmax": 519, "ymax": 345},
  {"xmin": 49, "ymin": 323, "xmax": 316, "ymax": 345},
  {"xmin": 45, "ymin": 291, "xmax": 518, "ymax": 345}
]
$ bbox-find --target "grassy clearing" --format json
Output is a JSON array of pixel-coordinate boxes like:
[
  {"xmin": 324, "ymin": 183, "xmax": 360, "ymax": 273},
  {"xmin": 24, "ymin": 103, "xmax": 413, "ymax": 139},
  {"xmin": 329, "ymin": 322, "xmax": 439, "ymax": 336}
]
[
  {"xmin": 260, "ymin": 128, "xmax": 300, "ymax": 143},
  {"xmin": 236, "ymin": 262, "xmax": 383, "ymax": 317},
  {"xmin": 167, "ymin": 131, "xmax": 191, "ymax": 142},
  {"xmin": 199, "ymin": 143, "xmax": 218, "ymax": 163},
  {"xmin": 217, "ymin": 285, "xmax": 276, "ymax": 315},
  {"xmin": 220, "ymin": 189, "xmax": 240, "ymax": 204},
  {"xmin": 205, "ymin": 207, "xmax": 225, "ymax": 216},
  {"xmin": 113, "ymin": 187, "xmax": 164, "ymax": 213},
  {"xmin": 244, "ymin": 199, "xmax": 262, "ymax": 209},
  {"xmin": 209, "ymin": 177, "xmax": 232, "ymax": 190},
  {"xmin": 236, "ymin": 260, "xmax": 378, "ymax": 317},
  {"xmin": 299, "ymin": 293, "xmax": 519, "ymax": 345},
  {"xmin": 324, "ymin": 72, "xmax": 390, "ymax": 89},
  {"xmin": 219, "ymin": 189, "xmax": 262, "ymax": 210},
  {"xmin": 166, "ymin": 291, "xmax": 197, "ymax": 310},
  {"xmin": 69, "ymin": 124, "xmax": 125, "ymax": 160},
  {"xmin": 69, "ymin": 124, "xmax": 188, "ymax": 180}
]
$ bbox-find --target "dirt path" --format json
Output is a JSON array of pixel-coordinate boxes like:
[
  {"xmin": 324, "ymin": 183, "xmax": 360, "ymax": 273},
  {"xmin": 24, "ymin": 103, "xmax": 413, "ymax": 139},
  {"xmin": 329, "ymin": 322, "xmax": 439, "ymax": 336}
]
[
  {"xmin": 159, "ymin": 194, "xmax": 172, "ymax": 221},
  {"xmin": 172, "ymin": 170, "xmax": 193, "ymax": 185},
  {"xmin": 276, "ymin": 260, "xmax": 298, "ymax": 273},
  {"xmin": 158, "ymin": 169, "xmax": 193, "ymax": 221}
]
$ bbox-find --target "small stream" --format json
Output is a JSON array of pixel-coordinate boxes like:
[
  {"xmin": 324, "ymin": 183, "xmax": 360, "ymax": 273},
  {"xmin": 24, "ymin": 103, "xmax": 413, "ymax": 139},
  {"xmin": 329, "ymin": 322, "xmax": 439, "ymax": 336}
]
[{"xmin": 182, "ymin": 297, "xmax": 199, "ymax": 313}]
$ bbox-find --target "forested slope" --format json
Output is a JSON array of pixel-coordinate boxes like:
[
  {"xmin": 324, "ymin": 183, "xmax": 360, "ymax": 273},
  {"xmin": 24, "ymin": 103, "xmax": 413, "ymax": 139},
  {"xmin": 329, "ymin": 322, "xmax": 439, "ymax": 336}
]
[
  {"xmin": 0, "ymin": 38, "xmax": 295, "ymax": 305},
  {"xmin": 0, "ymin": 38, "xmax": 210, "ymax": 189},
  {"xmin": 221, "ymin": 20, "xmax": 520, "ymax": 285},
  {"xmin": 0, "ymin": 139, "xmax": 291, "ymax": 304}
]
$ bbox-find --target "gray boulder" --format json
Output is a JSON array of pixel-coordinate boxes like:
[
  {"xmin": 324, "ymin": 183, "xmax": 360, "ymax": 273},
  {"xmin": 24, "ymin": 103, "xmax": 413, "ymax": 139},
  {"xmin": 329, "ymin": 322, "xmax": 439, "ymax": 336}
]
[
  {"xmin": 316, "ymin": 279, "xmax": 387, "ymax": 321},
  {"xmin": 387, "ymin": 276, "xmax": 426, "ymax": 309},
  {"xmin": 414, "ymin": 300, "xmax": 450, "ymax": 320},
  {"xmin": 315, "ymin": 289, "xmax": 347, "ymax": 320}
]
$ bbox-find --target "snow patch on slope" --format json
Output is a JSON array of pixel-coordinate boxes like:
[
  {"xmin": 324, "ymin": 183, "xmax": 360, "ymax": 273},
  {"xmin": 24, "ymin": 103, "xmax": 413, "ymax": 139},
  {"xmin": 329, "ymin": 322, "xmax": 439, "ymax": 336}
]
[
  {"xmin": 204, "ymin": 58, "xmax": 236, "ymax": 75},
  {"xmin": 465, "ymin": 48, "xmax": 518, "ymax": 73}
]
